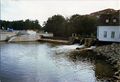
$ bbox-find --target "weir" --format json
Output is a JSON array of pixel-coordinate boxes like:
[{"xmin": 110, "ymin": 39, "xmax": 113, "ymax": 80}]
[{"xmin": 6, "ymin": 35, "xmax": 17, "ymax": 42}]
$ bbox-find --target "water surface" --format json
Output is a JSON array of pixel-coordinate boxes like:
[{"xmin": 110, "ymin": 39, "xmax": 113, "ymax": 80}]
[{"xmin": 0, "ymin": 42, "xmax": 114, "ymax": 82}]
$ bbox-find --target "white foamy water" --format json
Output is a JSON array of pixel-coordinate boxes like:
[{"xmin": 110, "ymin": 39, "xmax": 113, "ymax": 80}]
[
  {"xmin": 51, "ymin": 44, "xmax": 85, "ymax": 53},
  {"xmin": 86, "ymin": 46, "xmax": 96, "ymax": 50}
]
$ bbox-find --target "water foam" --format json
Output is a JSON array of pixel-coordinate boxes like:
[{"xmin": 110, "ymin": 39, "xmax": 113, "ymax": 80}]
[{"xmin": 52, "ymin": 44, "xmax": 85, "ymax": 53}]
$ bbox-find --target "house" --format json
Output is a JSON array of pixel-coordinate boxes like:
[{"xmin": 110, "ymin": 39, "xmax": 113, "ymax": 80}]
[
  {"xmin": 97, "ymin": 26, "xmax": 120, "ymax": 42},
  {"xmin": 97, "ymin": 10, "xmax": 120, "ymax": 42}
]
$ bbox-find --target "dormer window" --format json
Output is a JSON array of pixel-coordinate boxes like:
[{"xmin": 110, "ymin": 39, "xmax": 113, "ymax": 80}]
[
  {"xmin": 113, "ymin": 19, "xmax": 117, "ymax": 23},
  {"xmin": 105, "ymin": 19, "xmax": 109, "ymax": 23},
  {"xmin": 96, "ymin": 15, "xmax": 100, "ymax": 18}
]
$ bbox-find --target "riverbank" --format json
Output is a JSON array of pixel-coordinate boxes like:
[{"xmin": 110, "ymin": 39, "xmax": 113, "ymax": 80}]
[
  {"xmin": 72, "ymin": 43, "xmax": 120, "ymax": 82},
  {"xmin": 38, "ymin": 38, "xmax": 69, "ymax": 44},
  {"xmin": 0, "ymin": 31, "xmax": 69, "ymax": 44},
  {"xmin": 0, "ymin": 31, "xmax": 53, "ymax": 42},
  {"xmin": 93, "ymin": 43, "xmax": 120, "ymax": 82}
]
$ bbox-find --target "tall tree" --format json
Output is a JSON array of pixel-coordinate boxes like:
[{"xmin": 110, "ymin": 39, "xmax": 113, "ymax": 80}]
[
  {"xmin": 68, "ymin": 15, "xmax": 97, "ymax": 36},
  {"xmin": 43, "ymin": 15, "xmax": 66, "ymax": 37}
]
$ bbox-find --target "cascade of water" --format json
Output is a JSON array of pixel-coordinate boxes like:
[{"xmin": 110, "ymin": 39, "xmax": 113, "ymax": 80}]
[{"xmin": 52, "ymin": 44, "xmax": 85, "ymax": 53}]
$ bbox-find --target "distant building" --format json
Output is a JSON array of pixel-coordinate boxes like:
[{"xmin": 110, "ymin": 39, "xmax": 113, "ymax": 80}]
[{"xmin": 97, "ymin": 11, "xmax": 120, "ymax": 42}]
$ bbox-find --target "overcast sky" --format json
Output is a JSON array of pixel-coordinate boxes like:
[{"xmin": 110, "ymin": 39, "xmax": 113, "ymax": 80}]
[{"xmin": 1, "ymin": 0, "xmax": 120, "ymax": 25}]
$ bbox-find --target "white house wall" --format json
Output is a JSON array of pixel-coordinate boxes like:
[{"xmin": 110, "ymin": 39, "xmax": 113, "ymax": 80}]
[{"xmin": 97, "ymin": 26, "xmax": 120, "ymax": 42}]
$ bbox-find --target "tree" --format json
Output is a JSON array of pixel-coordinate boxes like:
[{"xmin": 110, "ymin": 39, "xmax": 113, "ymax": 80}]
[
  {"xmin": 0, "ymin": 19, "xmax": 42, "ymax": 30},
  {"xmin": 67, "ymin": 15, "xmax": 97, "ymax": 36},
  {"xmin": 43, "ymin": 14, "xmax": 97, "ymax": 37},
  {"xmin": 43, "ymin": 15, "xmax": 66, "ymax": 37}
]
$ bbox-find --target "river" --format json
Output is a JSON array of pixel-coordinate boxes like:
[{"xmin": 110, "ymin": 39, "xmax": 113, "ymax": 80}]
[{"xmin": 0, "ymin": 42, "xmax": 114, "ymax": 82}]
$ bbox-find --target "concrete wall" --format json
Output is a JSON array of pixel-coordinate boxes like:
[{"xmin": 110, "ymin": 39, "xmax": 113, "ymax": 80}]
[
  {"xmin": 10, "ymin": 34, "xmax": 40, "ymax": 42},
  {"xmin": 0, "ymin": 32, "xmax": 16, "ymax": 41},
  {"xmin": 39, "ymin": 33, "xmax": 53, "ymax": 37},
  {"xmin": 97, "ymin": 26, "xmax": 120, "ymax": 42},
  {"xmin": 0, "ymin": 31, "xmax": 53, "ymax": 42}
]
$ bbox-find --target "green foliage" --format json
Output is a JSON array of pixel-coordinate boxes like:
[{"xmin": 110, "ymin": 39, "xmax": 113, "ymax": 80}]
[
  {"xmin": 68, "ymin": 15, "xmax": 97, "ymax": 35},
  {"xmin": 43, "ymin": 14, "xmax": 97, "ymax": 37},
  {"xmin": 43, "ymin": 15, "xmax": 66, "ymax": 37},
  {"xmin": 0, "ymin": 19, "xmax": 42, "ymax": 30}
]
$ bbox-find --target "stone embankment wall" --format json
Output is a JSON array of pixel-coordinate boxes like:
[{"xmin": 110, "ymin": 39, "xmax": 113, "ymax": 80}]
[
  {"xmin": 93, "ymin": 43, "xmax": 120, "ymax": 82},
  {"xmin": 69, "ymin": 37, "xmax": 96, "ymax": 46}
]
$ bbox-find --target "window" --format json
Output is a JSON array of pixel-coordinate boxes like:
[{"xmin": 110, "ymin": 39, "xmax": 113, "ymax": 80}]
[
  {"xmin": 111, "ymin": 31, "xmax": 115, "ymax": 38},
  {"xmin": 113, "ymin": 19, "xmax": 117, "ymax": 23},
  {"xmin": 119, "ymin": 33, "xmax": 120, "ymax": 39},
  {"xmin": 104, "ymin": 31, "xmax": 107, "ymax": 38},
  {"xmin": 105, "ymin": 19, "xmax": 109, "ymax": 23}
]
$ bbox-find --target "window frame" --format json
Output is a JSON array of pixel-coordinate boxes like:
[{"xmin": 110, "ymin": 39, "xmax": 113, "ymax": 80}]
[
  {"xmin": 104, "ymin": 31, "xmax": 107, "ymax": 38},
  {"xmin": 111, "ymin": 31, "xmax": 115, "ymax": 39}
]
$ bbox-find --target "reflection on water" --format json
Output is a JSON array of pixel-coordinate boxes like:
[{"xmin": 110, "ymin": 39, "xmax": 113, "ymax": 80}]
[{"xmin": 0, "ymin": 42, "xmax": 114, "ymax": 82}]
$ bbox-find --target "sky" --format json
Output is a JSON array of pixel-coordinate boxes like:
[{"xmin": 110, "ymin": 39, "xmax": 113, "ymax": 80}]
[{"xmin": 1, "ymin": 0, "xmax": 120, "ymax": 25}]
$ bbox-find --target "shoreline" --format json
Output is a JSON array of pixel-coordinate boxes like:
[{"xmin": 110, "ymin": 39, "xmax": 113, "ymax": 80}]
[
  {"xmin": 74, "ymin": 43, "xmax": 120, "ymax": 82},
  {"xmin": 0, "ymin": 38, "xmax": 70, "ymax": 44},
  {"xmin": 38, "ymin": 38, "xmax": 69, "ymax": 44},
  {"xmin": 93, "ymin": 43, "xmax": 120, "ymax": 82}
]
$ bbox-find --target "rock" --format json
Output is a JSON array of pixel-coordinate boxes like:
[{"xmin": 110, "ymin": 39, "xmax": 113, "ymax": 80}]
[{"xmin": 93, "ymin": 43, "xmax": 120, "ymax": 81}]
